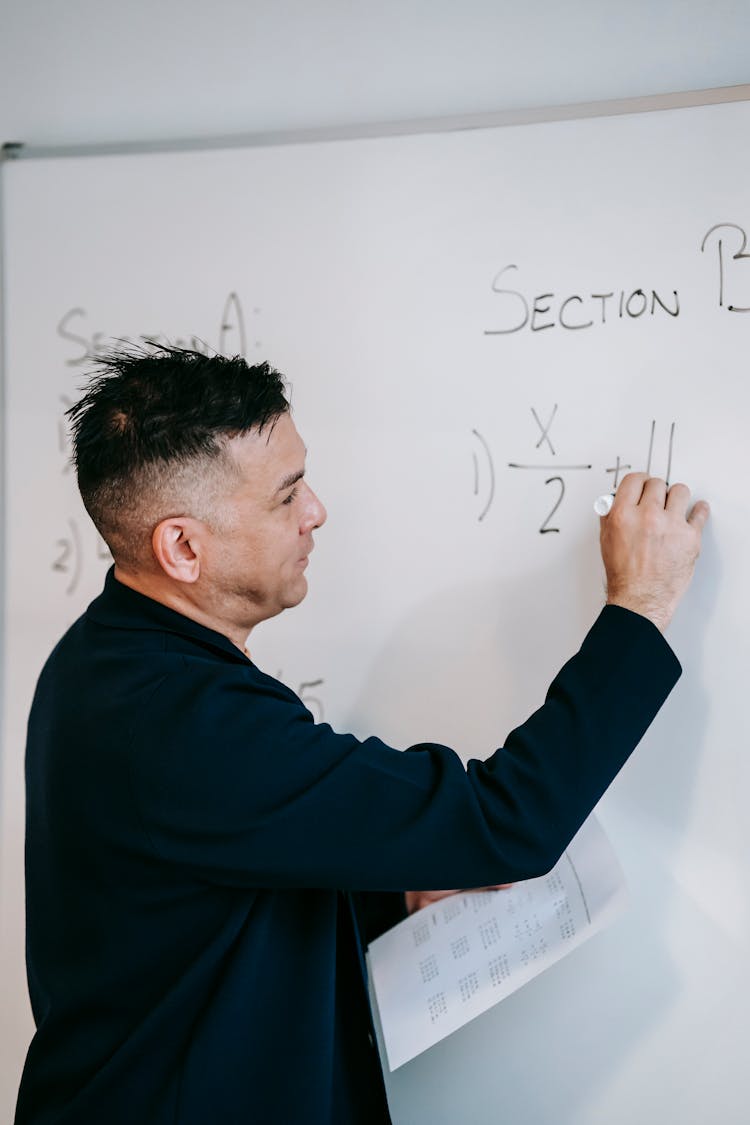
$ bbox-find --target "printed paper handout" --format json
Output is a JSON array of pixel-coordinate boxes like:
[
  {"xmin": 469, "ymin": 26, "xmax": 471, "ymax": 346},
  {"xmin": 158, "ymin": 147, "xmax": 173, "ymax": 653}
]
[{"xmin": 368, "ymin": 815, "xmax": 627, "ymax": 1070}]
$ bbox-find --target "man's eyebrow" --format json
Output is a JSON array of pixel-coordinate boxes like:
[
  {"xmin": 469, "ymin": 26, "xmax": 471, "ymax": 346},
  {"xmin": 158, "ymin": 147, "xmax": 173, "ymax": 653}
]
[{"xmin": 274, "ymin": 468, "xmax": 305, "ymax": 494}]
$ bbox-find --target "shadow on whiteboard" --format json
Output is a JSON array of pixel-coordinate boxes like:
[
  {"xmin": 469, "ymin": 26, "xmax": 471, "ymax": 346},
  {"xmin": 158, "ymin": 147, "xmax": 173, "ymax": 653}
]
[
  {"xmin": 607, "ymin": 517, "xmax": 719, "ymax": 837},
  {"xmin": 374, "ymin": 876, "xmax": 681, "ymax": 1125},
  {"xmin": 344, "ymin": 528, "xmax": 687, "ymax": 772},
  {"xmin": 357, "ymin": 535, "xmax": 716, "ymax": 1124}
]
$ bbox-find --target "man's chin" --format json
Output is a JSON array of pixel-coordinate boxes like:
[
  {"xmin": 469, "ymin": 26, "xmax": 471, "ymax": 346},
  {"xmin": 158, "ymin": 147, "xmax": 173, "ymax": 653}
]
[{"xmin": 282, "ymin": 577, "xmax": 308, "ymax": 611}]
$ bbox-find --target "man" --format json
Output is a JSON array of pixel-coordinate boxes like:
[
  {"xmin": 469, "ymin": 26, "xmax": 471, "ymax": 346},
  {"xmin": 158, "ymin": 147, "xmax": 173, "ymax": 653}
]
[{"xmin": 16, "ymin": 345, "xmax": 708, "ymax": 1124}]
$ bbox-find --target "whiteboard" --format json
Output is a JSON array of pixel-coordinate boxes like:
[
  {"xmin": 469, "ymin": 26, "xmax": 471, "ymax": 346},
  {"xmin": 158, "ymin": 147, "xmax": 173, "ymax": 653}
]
[{"xmin": 2, "ymin": 93, "xmax": 749, "ymax": 1123}]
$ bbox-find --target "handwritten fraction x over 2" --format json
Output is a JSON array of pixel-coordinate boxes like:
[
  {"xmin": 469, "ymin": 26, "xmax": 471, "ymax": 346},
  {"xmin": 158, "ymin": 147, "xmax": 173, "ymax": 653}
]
[{"xmin": 471, "ymin": 412, "xmax": 676, "ymax": 533}]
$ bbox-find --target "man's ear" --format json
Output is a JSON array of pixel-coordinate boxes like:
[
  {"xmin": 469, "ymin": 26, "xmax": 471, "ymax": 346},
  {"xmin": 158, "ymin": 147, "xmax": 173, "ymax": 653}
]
[{"xmin": 151, "ymin": 517, "xmax": 205, "ymax": 583}]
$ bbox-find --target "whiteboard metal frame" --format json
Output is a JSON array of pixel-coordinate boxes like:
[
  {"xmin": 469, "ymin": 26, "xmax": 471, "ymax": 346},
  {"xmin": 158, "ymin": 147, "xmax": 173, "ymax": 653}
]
[
  {"xmin": 0, "ymin": 154, "xmax": 8, "ymax": 811},
  {"xmin": 2, "ymin": 83, "xmax": 749, "ymax": 161}
]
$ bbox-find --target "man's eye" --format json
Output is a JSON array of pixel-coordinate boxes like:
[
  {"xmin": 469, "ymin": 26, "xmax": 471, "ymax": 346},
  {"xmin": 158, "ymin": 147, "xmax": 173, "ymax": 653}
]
[{"xmin": 282, "ymin": 488, "xmax": 298, "ymax": 506}]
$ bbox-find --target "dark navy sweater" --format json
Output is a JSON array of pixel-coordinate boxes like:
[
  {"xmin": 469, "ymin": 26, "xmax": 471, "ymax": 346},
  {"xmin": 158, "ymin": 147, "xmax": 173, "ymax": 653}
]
[{"xmin": 16, "ymin": 570, "xmax": 680, "ymax": 1124}]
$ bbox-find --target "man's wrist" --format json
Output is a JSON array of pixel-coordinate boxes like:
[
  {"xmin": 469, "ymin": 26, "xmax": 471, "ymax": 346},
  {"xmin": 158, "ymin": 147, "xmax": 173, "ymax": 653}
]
[{"xmin": 605, "ymin": 595, "xmax": 671, "ymax": 633}]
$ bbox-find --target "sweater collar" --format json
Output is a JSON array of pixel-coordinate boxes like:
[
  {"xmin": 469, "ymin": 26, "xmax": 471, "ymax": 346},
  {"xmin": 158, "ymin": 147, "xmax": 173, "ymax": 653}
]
[{"xmin": 86, "ymin": 567, "xmax": 250, "ymax": 664}]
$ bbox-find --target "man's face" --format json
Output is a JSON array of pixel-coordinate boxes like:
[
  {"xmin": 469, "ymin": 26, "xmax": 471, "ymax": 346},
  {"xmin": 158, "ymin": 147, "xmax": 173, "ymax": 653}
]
[{"xmin": 201, "ymin": 413, "xmax": 327, "ymax": 631}]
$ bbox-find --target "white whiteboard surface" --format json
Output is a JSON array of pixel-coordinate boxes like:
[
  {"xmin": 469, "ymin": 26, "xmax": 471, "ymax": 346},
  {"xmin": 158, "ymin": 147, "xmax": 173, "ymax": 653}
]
[{"xmin": 2, "ymin": 94, "xmax": 749, "ymax": 1123}]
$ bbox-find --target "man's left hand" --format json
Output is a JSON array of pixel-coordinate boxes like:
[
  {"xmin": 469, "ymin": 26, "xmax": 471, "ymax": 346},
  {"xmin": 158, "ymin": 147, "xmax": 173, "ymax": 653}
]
[{"xmin": 405, "ymin": 884, "xmax": 512, "ymax": 914}]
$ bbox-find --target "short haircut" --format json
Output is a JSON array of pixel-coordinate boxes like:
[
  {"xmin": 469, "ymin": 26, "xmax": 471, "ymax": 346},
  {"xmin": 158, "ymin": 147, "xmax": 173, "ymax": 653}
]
[{"xmin": 67, "ymin": 344, "xmax": 290, "ymax": 569}]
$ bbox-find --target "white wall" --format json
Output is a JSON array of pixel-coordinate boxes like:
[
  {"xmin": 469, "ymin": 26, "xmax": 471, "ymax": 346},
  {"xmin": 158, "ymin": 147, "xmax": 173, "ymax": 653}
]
[{"xmin": 1, "ymin": 0, "xmax": 748, "ymax": 149}]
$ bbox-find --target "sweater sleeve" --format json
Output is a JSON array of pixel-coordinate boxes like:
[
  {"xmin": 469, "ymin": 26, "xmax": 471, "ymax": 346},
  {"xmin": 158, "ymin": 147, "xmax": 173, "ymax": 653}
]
[{"xmin": 127, "ymin": 605, "xmax": 680, "ymax": 891}]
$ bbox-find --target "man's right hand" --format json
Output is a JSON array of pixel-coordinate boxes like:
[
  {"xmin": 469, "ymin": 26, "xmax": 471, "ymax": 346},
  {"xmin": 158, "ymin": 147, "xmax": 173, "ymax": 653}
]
[{"xmin": 600, "ymin": 473, "xmax": 710, "ymax": 633}]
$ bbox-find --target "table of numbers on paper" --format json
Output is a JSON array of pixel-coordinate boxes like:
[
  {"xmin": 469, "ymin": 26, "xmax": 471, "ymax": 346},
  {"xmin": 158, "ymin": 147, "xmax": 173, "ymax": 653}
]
[{"xmin": 368, "ymin": 815, "xmax": 628, "ymax": 1070}]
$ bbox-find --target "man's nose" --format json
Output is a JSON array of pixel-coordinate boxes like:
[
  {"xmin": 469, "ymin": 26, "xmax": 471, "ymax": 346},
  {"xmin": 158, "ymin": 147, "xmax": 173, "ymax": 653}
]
[{"xmin": 301, "ymin": 483, "xmax": 327, "ymax": 531}]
